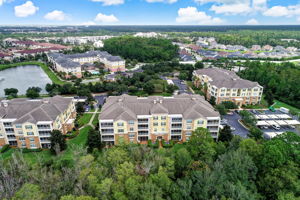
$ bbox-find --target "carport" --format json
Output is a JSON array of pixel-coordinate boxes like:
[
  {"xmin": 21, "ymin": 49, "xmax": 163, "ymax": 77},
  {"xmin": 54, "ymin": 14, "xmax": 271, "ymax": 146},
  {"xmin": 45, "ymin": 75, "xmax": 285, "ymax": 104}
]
[
  {"xmin": 285, "ymin": 120, "xmax": 300, "ymax": 125},
  {"xmin": 260, "ymin": 115, "xmax": 270, "ymax": 120},
  {"xmin": 275, "ymin": 120, "xmax": 288, "ymax": 126},
  {"xmin": 268, "ymin": 114, "xmax": 279, "ymax": 119},
  {"xmin": 264, "ymin": 132, "xmax": 278, "ymax": 139},
  {"xmin": 276, "ymin": 114, "xmax": 292, "ymax": 120},
  {"xmin": 256, "ymin": 121, "xmax": 269, "ymax": 126},
  {"xmin": 267, "ymin": 120, "xmax": 278, "ymax": 126}
]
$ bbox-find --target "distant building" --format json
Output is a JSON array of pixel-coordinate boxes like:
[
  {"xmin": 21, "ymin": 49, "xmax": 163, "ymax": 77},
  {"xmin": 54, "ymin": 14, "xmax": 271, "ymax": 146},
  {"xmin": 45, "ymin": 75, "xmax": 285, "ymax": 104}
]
[
  {"xmin": 193, "ymin": 68, "xmax": 263, "ymax": 107},
  {"xmin": 0, "ymin": 96, "xmax": 76, "ymax": 149},
  {"xmin": 251, "ymin": 45, "xmax": 261, "ymax": 51},
  {"xmin": 262, "ymin": 45, "xmax": 273, "ymax": 51},
  {"xmin": 99, "ymin": 94, "xmax": 220, "ymax": 145}
]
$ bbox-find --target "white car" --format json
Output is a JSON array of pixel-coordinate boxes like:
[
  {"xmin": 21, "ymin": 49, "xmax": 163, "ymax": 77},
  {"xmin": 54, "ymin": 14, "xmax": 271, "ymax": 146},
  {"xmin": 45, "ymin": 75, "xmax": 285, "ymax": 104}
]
[
  {"xmin": 272, "ymin": 125, "xmax": 280, "ymax": 130},
  {"xmin": 289, "ymin": 125, "xmax": 296, "ymax": 129},
  {"xmin": 230, "ymin": 126, "xmax": 236, "ymax": 131}
]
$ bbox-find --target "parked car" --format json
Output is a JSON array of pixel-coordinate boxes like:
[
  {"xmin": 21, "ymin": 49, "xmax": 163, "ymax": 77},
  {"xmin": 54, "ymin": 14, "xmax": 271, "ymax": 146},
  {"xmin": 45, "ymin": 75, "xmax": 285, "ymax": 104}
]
[
  {"xmin": 227, "ymin": 112, "xmax": 234, "ymax": 115},
  {"xmin": 272, "ymin": 124, "xmax": 280, "ymax": 130},
  {"xmin": 289, "ymin": 125, "xmax": 296, "ymax": 129},
  {"xmin": 220, "ymin": 119, "xmax": 228, "ymax": 124},
  {"xmin": 230, "ymin": 126, "xmax": 236, "ymax": 131}
]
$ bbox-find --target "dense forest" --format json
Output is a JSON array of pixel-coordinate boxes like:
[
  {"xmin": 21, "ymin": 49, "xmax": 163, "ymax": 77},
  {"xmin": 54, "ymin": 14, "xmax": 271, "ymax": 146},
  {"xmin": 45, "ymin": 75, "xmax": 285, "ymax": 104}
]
[
  {"xmin": 103, "ymin": 36, "xmax": 178, "ymax": 62},
  {"xmin": 1, "ymin": 129, "xmax": 299, "ymax": 200},
  {"xmin": 238, "ymin": 62, "xmax": 300, "ymax": 109}
]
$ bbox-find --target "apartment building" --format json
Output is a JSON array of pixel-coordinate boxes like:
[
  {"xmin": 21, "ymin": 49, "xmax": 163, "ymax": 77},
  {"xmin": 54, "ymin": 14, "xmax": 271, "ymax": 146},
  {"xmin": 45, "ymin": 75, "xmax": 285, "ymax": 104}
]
[
  {"xmin": 47, "ymin": 51, "xmax": 125, "ymax": 76},
  {"xmin": 0, "ymin": 96, "xmax": 76, "ymax": 149},
  {"xmin": 99, "ymin": 94, "xmax": 220, "ymax": 145},
  {"xmin": 193, "ymin": 68, "xmax": 263, "ymax": 106}
]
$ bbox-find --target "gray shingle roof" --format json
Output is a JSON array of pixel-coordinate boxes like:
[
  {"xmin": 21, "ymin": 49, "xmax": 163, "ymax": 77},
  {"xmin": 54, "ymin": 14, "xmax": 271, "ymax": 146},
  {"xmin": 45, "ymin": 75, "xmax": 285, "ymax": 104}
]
[
  {"xmin": 100, "ymin": 94, "xmax": 219, "ymax": 121},
  {"xmin": 0, "ymin": 96, "xmax": 72, "ymax": 124},
  {"xmin": 194, "ymin": 67, "xmax": 261, "ymax": 89}
]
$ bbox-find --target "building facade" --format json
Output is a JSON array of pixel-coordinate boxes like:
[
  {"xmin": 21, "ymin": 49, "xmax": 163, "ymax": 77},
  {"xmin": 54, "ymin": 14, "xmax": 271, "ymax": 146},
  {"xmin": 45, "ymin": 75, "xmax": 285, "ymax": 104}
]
[
  {"xmin": 193, "ymin": 68, "xmax": 263, "ymax": 107},
  {"xmin": 99, "ymin": 94, "xmax": 220, "ymax": 145},
  {"xmin": 0, "ymin": 96, "xmax": 76, "ymax": 149}
]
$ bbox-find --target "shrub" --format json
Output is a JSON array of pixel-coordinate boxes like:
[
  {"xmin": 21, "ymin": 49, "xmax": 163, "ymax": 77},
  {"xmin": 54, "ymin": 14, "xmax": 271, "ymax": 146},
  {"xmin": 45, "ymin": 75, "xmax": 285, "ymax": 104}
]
[
  {"xmin": 0, "ymin": 144, "xmax": 10, "ymax": 153},
  {"xmin": 20, "ymin": 148, "xmax": 43, "ymax": 153}
]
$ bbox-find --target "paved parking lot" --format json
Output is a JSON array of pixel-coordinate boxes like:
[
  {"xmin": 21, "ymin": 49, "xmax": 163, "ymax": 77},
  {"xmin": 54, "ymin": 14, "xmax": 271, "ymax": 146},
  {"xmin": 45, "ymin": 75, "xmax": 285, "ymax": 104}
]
[
  {"xmin": 172, "ymin": 79, "xmax": 193, "ymax": 94},
  {"xmin": 223, "ymin": 112, "xmax": 249, "ymax": 138},
  {"xmin": 94, "ymin": 95, "xmax": 107, "ymax": 107}
]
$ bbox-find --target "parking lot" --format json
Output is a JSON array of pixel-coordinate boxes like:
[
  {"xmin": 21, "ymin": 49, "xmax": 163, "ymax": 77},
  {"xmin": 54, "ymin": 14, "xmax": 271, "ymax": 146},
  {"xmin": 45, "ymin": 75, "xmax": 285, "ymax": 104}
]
[
  {"xmin": 223, "ymin": 109, "xmax": 299, "ymax": 139},
  {"xmin": 94, "ymin": 95, "xmax": 107, "ymax": 107}
]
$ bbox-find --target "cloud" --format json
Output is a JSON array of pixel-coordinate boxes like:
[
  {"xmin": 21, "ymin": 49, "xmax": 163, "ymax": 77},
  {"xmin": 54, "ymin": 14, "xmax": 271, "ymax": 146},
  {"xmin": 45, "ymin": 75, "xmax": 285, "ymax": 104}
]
[
  {"xmin": 176, "ymin": 7, "xmax": 223, "ymax": 25},
  {"xmin": 246, "ymin": 18, "xmax": 259, "ymax": 25},
  {"xmin": 210, "ymin": 3, "xmax": 252, "ymax": 15},
  {"xmin": 0, "ymin": 0, "xmax": 6, "ymax": 6},
  {"xmin": 90, "ymin": 0, "xmax": 124, "ymax": 6},
  {"xmin": 44, "ymin": 10, "xmax": 66, "ymax": 21},
  {"xmin": 263, "ymin": 5, "xmax": 300, "ymax": 17},
  {"xmin": 146, "ymin": 0, "xmax": 177, "ymax": 3},
  {"xmin": 195, "ymin": 0, "xmax": 268, "ymax": 15},
  {"xmin": 14, "ymin": 1, "xmax": 39, "ymax": 17},
  {"xmin": 95, "ymin": 13, "xmax": 119, "ymax": 23}
]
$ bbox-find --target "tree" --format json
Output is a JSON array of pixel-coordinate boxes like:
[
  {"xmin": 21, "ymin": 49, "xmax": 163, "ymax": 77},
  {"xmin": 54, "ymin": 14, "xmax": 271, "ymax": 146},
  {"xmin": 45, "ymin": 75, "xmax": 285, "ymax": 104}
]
[
  {"xmin": 175, "ymin": 148, "xmax": 192, "ymax": 177},
  {"xmin": 4, "ymin": 88, "xmax": 18, "ymax": 98},
  {"xmin": 186, "ymin": 128, "xmax": 216, "ymax": 163},
  {"xmin": 265, "ymin": 90, "xmax": 274, "ymax": 106},
  {"xmin": 143, "ymin": 82, "xmax": 155, "ymax": 94},
  {"xmin": 216, "ymin": 104, "xmax": 227, "ymax": 115},
  {"xmin": 248, "ymin": 127, "xmax": 263, "ymax": 140},
  {"xmin": 26, "ymin": 87, "xmax": 41, "ymax": 99},
  {"xmin": 239, "ymin": 110, "xmax": 257, "ymax": 127},
  {"xmin": 61, "ymin": 195, "xmax": 97, "ymax": 200},
  {"xmin": 76, "ymin": 102, "xmax": 85, "ymax": 114},
  {"xmin": 195, "ymin": 61, "xmax": 204, "ymax": 69},
  {"xmin": 50, "ymin": 130, "xmax": 67, "ymax": 155},
  {"xmin": 218, "ymin": 125, "xmax": 233, "ymax": 142},
  {"xmin": 13, "ymin": 184, "xmax": 45, "ymax": 200},
  {"xmin": 222, "ymin": 101, "xmax": 238, "ymax": 109},
  {"xmin": 86, "ymin": 128, "xmax": 102, "ymax": 153},
  {"xmin": 209, "ymin": 96, "xmax": 216, "ymax": 106}
]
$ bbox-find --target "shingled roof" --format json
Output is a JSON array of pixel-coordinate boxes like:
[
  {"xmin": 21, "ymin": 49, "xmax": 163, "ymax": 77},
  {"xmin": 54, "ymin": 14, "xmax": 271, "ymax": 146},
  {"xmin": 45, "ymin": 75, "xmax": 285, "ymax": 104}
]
[
  {"xmin": 0, "ymin": 96, "xmax": 73, "ymax": 124},
  {"xmin": 194, "ymin": 67, "xmax": 261, "ymax": 89},
  {"xmin": 100, "ymin": 94, "xmax": 219, "ymax": 121}
]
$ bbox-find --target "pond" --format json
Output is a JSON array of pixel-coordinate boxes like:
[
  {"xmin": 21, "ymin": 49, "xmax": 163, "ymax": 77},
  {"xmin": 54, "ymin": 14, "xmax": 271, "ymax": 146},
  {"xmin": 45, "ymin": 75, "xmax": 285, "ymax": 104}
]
[{"xmin": 0, "ymin": 65, "xmax": 52, "ymax": 97}]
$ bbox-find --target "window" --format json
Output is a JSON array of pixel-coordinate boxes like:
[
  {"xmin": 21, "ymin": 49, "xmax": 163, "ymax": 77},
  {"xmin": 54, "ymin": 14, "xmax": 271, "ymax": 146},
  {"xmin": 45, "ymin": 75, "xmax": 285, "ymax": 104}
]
[
  {"xmin": 130, "ymin": 128, "xmax": 134, "ymax": 132},
  {"xmin": 129, "ymin": 121, "xmax": 134, "ymax": 125},
  {"xmin": 129, "ymin": 134, "xmax": 135, "ymax": 138},
  {"xmin": 29, "ymin": 138, "xmax": 35, "ymax": 142},
  {"xmin": 25, "ymin": 125, "xmax": 33, "ymax": 130},
  {"xmin": 118, "ymin": 129, "xmax": 124, "ymax": 133},
  {"xmin": 161, "ymin": 116, "xmax": 166, "ymax": 120},
  {"xmin": 27, "ymin": 132, "xmax": 34, "ymax": 136},
  {"xmin": 186, "ymin": 119, "xmax": 192, "ymax": 124},
  {"xmin": 186, "ymin": 132, "xmax": 192, "ymax": 136},
  {"xmin": 153, "ymin": 116, "xmax": 158, "ymax": 120},
  {"xmin": 187, "ymin": 126, "xmax": 192, "ymax": 130},
  {"xmin": 30, "ymin": 144, "xmax": 36, "ymax": 148},
  {"xmin": 161, "ymin": 122, "xmax": 166, "ymax": 126},
  {"xmin": 153, "ymin": 122, "xmax": 158, "ymax": 126},
  {"xmin": 154, "ymin": 128, "xmax": 157, "ymax": 132},
  {"xmin": 15, "ymin": 124, "xmax": 22, "ymax": 129},
  {"xmin": 19, "ymin": 137, "xmax": 25, "ymax": 141},
  {"xmin": 197, "ymin": 120, "xmax": 204, "ymax": 125},
  {"xmin": 117, "ymin": 122, "xmax": 124, "ymax": 127},
  {"xmin": 18, "ymin": 131, "xmax": 23, "ymax": 135}
]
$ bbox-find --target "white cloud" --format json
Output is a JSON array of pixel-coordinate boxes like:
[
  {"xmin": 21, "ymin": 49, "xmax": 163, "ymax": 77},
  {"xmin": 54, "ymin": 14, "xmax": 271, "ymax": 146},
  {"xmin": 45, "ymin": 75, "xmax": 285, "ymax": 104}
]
[
  {"xmin": 210, "ymin": 3, "xmax": 252, "ymax": 15},
  {"xmin": 90, "ymin": 0, "xmax": 124, "ymax": 6},
  {"xmin": 0, "ymin": 0, "xmax": 5, "ymax": 6},
  {"xmin": 44, "ymin": 10, "xmax": 66, "ymax": 21},
  {"xmin": 246, "ymin": 18, "xmax": 259, "ymax": 25},
  {"xmin": 14, "ymin": 1, "xmax": 39, "ymax": 17},
  {"xmin": 95, "ymin": 13, "xmax": 119, "ymax": 23},
  {"xmin": 146, "ymin": 0, "xmax": 177, "ymax": 3},
  {"xmin": 176, "ymin": 7, "xmax": 223, "ymax": 25},
  {"xmin": 263, "ymin": 5, "xmax": 300, "ymax": 17}
]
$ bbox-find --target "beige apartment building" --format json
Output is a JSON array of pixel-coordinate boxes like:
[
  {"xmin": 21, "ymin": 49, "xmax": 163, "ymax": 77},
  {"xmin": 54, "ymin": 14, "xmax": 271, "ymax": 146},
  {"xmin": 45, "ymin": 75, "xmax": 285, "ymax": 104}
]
[
  {"xmin": 0, "ymin": 96, "xmax": 76, "ymax": 149},
  {"xmin": 193, "ymin": 68, "xmax": 263, "ymax": 107},
  {"xmin": 99, "ymin": 94, "xmax": 220, "ymax": 145}
]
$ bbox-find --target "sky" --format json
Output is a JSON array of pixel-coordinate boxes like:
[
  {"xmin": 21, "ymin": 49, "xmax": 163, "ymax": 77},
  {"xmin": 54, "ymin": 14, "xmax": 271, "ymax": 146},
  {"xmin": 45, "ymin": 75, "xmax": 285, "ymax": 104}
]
[{"xmin": 0, "ymin": 0, "xmax": 300, "ymax": 25}]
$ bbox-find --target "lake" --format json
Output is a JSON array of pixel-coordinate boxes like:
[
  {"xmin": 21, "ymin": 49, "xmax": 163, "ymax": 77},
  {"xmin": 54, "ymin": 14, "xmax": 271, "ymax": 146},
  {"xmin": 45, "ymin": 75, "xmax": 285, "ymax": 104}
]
[{"xmin": 0, "ymin": 65, "xmax": 52, "ymax": 97}]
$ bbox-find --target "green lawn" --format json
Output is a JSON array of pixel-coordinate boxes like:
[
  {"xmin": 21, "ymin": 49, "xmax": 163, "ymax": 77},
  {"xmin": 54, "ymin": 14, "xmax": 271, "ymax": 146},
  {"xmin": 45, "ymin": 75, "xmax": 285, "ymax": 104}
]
[
  {"xmin": 92, "ymin": 114, "xmax": 99, "ymax": 127},
  {"xmin": 0, "ymin": 125, "xmax": 93, "ymax": 165},
  {"xmin": 0, "ymin": 61, "xmax": 66, "ymax": 85},
  {"xmin": 273, "ymin": 100, "xmax": 300, "ymax": 114},
  {"xmin": 78, "ymin": 114, "xmax": 93, "ymax": 127}
]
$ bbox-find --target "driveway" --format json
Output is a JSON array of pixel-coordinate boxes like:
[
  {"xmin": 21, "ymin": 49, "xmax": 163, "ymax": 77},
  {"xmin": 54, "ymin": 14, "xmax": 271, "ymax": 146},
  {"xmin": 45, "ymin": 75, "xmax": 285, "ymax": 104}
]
[{"xmin": 223, "ymin": 112, "xmax": 249, "ymax": 138}]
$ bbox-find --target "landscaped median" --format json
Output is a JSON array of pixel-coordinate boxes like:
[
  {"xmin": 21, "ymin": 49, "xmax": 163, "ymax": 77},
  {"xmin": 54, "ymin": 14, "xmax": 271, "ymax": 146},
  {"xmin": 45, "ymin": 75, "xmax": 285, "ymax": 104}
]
[{"xmin": 0, "ymin": 61, "xmax": 66, "ymax": 85}]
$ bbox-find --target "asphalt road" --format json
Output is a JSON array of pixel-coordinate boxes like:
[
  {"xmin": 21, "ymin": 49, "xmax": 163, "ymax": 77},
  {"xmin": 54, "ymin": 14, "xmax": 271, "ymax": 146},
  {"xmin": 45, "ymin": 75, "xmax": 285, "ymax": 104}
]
[{"xmin": 223, "ymin": 112, "xmax": 249, "ymax": 138}]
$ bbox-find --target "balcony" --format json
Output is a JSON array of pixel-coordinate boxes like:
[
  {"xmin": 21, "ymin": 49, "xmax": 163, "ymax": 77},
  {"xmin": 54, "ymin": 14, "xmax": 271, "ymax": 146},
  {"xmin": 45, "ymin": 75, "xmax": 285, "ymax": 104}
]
[
  {"xmin": 100, "ymin": 123, "xmax": 113, "ymax": 128},
  {"xmin": 171, "ymin": 124, "xmax": 182, "ymax": 129},
  {"xmin": 171, "ymin": 130, "xmax": 182, "ymax": 135},
  {"xmin": 37, "ymin": 124, "xmax": 51, "ymax": 130},
  {"xmin": 138, "ymin": 125, "xmax": 148, "ymax": 130},
  {"xmin": 138, "ymin": 119, "xmax": 149, "ymax": 123},
  {"xmin": 171, "ymin": 118, "xmax": 182, "ymax": 123},
  {"xmin": 101, "ymin": 129, "xmax": 114, "ymax": 134},
  {"xmin": 102, "ymin": 135, "xmax": 114, "ymax": 141},
  {"xmin": 138, "ymin": 131, "xmax": 148, "ymax": 136}
]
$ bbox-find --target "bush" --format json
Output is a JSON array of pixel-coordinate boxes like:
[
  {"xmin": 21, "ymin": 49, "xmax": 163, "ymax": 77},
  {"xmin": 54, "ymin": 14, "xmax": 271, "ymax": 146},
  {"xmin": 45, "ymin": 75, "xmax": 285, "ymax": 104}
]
[
  {"xmin": 0, "ymin": 144, "xmax": 10, "ymax": 153},
  {"xmin": 147, "ymin": 140, "xmax": 159, "ymax": 148},
  {"xmin": 162, "ymin": 139, "xmax": 174, "ymax": 148}
]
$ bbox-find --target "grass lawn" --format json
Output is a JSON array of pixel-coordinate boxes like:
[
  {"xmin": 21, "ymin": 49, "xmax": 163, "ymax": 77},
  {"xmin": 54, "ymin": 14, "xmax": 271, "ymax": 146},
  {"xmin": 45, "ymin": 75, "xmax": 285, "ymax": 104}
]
[
  {"xmin": 0, "ymin": 126, "xmax": 93, "ymax": 165},
  {"xmin": 273, "ymin": 100, "xmax": 300, "ymax": 114},
  {"xmin": 242, "ymin": 95, "xmax": 269, "ymax": 109},
  {"xmin": 0, "ymin": 61, "xmax": 66, "ymax": 85},
  {"xmin": 78, "ymin": 114, "xmax": 93, "ymax": 127},
  {"xmin": 92, "ymin": 114, "xmax": 99, "ymax": 127}
]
